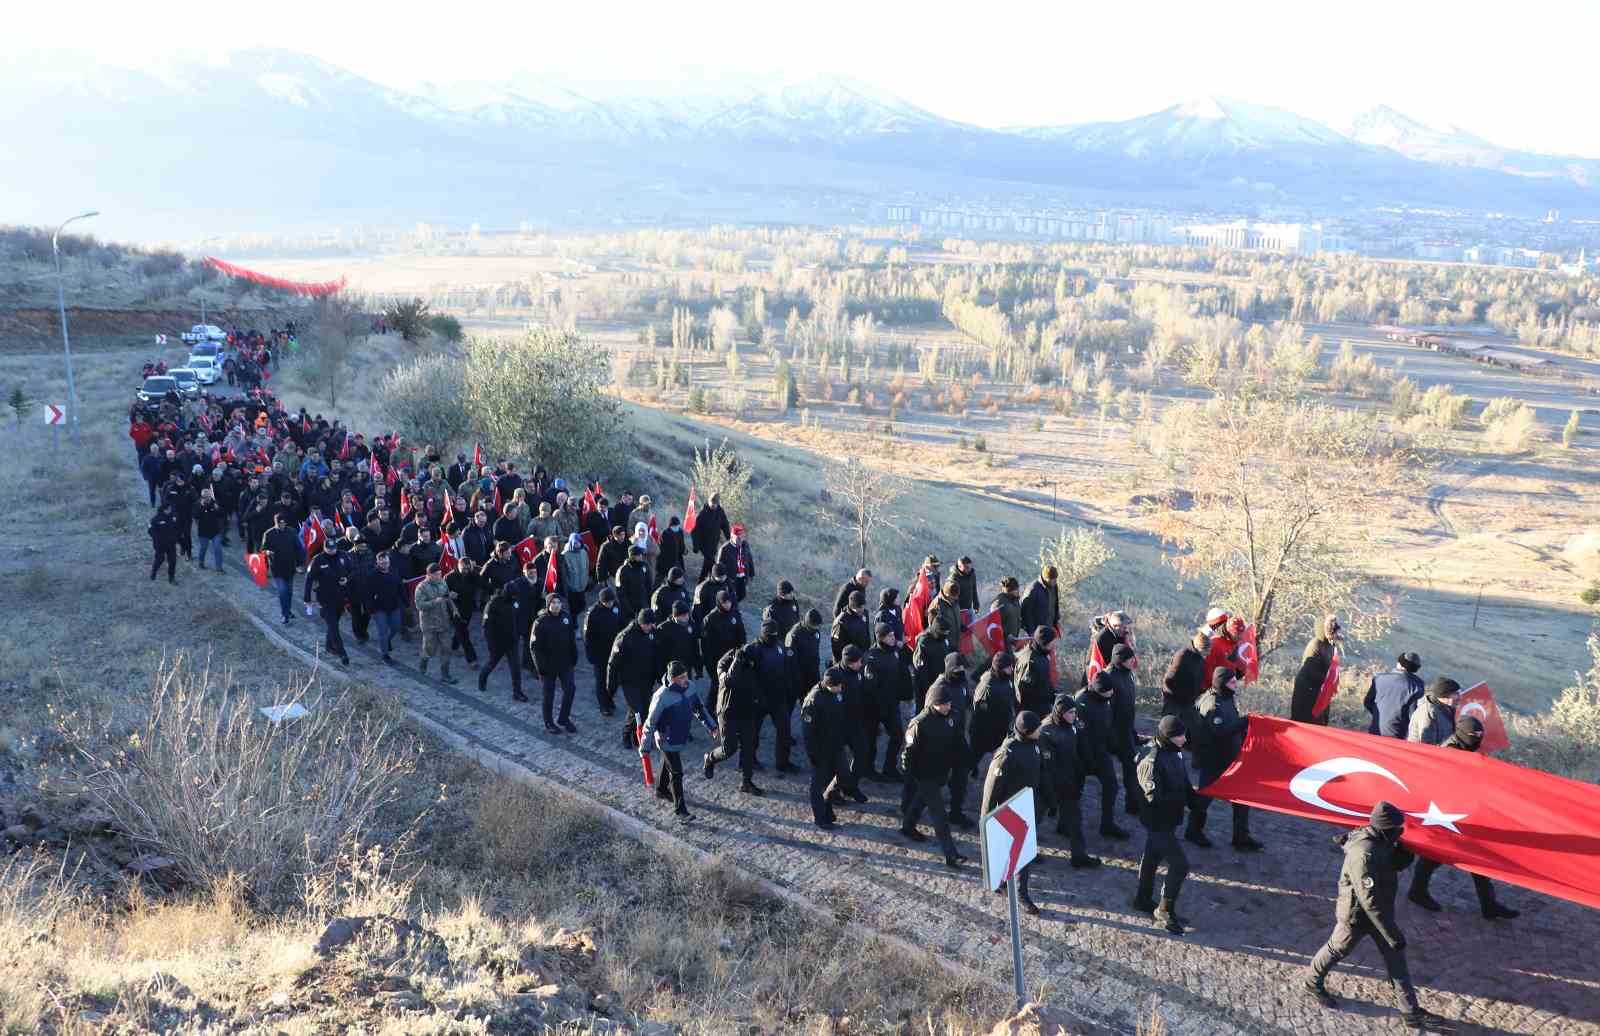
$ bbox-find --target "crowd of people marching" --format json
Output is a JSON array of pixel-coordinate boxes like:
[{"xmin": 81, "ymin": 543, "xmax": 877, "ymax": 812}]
[{"xmin": 130, "ymin": 374, "xmax": 1505, "ymax": 1032}]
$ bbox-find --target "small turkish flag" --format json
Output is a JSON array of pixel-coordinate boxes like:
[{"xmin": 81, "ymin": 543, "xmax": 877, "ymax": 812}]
[
  {"xmin": 902, "ymin": 567, "xmax": 933, "ymax": 648},
  {"xmin": 1237, "ymin": 623, "xmax": 1260, "ymax": 683},
  {"xmin": 967, "ymin": 605, "xmax": 1006, "ymax": 657},
  {"xmin": 1457, "ymin": 682, "xmax": 1511, "ymax": 754},
  {"xmin": 473, "ymin": 442, "xmax": 482, "ymax": 468},
  {"xmin": 245, "ymin": 552, "xmax": 269, "ymax": 588},
  {"xmin": 683, "ymin": 486, "xmax": 699, "ymax": 534},
  {"xmin": 440, "ymin": 539, "xmax": 459, "ymax": 577},
  {"xmin": 1085, "ymin": 639, "xmax": 1108, "ymax": 684},
  {"xmin": 1312, "ymin": 648, "xmax": 1341, "ymax": 718},
  {"xmin": 543, "ymin": 552, "xmax": 559, "ymax": 594},
  {"xmin": 512, "ymin": 536, "xmax": 539, "ymax": 569}
]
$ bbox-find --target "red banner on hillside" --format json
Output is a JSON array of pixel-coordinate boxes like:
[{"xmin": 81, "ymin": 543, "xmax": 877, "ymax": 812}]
[
  {"xmin": 1201, "ymin": 716, "xmax": 1600, "ymax": 911},
  {"xmin": 204, "ymin": 257, "xmax": 346, "ymax": 297}
]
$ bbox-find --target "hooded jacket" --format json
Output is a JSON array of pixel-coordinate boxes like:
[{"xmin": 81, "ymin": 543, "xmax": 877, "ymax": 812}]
[
  {"xmin": 640, "ymin": 679, "xmax": 716, "ymax": 753},
  {"xmin": 980, "ymin": 734, "xmax": 1041, "ymax": 818},
  {"xmin": 1333, "ymin": 826, "xmax": 1413, "ymax": 949},
  {"xmin": 1162, "ymin": 642, "xmax": 1208, "ymax": 712},
  {"xmin": 1136, "ymin": 734, "xmax": 1191, "ymax": 832},
  {"xmin": 1038, "ymin": 701, "xmax": 1091, "ymax": 800},
  {"xmin": 607, "ymin": 620, "xmax": 659, "ymax": 692},
  {"xmin": 900, "ymin": 701, "xmax": 962, "ymax": 782},
  {"xmin": 581, "ymin": 599, "xmax": 626, "ymax": 666},
  {"xmin": 968, "ymin": 663, "xmax": 1017, "ymax": 758},
  {"xmin": 1015, "ymin": 630, "xmax": 1057, "ymax": 715},
  {"xmin": 1019, "ymin": 577, "xmax": 1059, "ymax": 635},
  {"xmin": 1290, "ymin": 615, "xmax": 1339, "ymax": 724},
  {"xmin": 1407, "ymin": 686, "xmax": 1457, "ymax": 746},
  {"xmin": 786, "ymin": 622, "xmax": 823, "ymax": 703},
  {"xmin": 1194, "ymin": 670, "xmax": 1248, "ymax": 775}
]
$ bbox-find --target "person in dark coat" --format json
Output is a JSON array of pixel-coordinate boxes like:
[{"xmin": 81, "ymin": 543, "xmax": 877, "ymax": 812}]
[
  {"xmin": 478, "ymin": 584, "xmax": 525, "ymax": 701},
  {"xmin": 968, "ymin": 650, "xmax": 1018, "ymax": 765},
  {"xmin": 462, "ymin": 510, "xmax": 495, "ymax": 566},
  {"xmin": 1290, "ymin": 614, "xmax": 1341, "ymax": 724},
  {"xmin": 1302, "ymin": 803, "xmax": 1451, "ymax": 1030},
  {"xmin": 366, "ymin": 551, "xmax": 406, "ymax": 662},
  {"xmin": 303, "ymin": 546, "xmax": 352, "ymax": 666},
  {"xmin": 872, "ymin": 586, "xmax": 904, "ymax": 645},
  {"xmin": 608, "ymin": 609, "xmax": 661, "ymax": 747},
  {"xmin": 261, "ymin": 513, "xmax": 304, "ymax": 622},
  {"xmin": 1077, "ymin": 669, "xmax": 1130, "ymax": 841},
  {"xmin": 1102, "ymin": 643, "xmax": 1143, "ymax": 816},
  {"xmin": 691, "ymin": 492, "xmax": 731, "ymax": 580},
  {"xmin": 1364, "ymin": 652, "xmax": 1425, "ymax": 738},
  {"xmin": 862, "ymin": 623, "xmax": 910, "ymax": 781},
  {"xmin": 148, "ymin": 502, "xmax": 181, "ymax": 583},
  {"xmin": 923, "ymin": 652, "xmax": 975, "ymax": 828},
  {"xmin": 530, "ymin": 595, "xmax": 580, "ymax": 734},
  {"xmin": 595, "ymin": 526, "xmax": 630, "ymax": 588},
  {"xmin": 699, "ymin": 591, "xmax": 746, "ymax": 713},
  {"xmin": 613, "ymin": 545, "xmax": 653, "ymax": 619},
  {"xmin": 785, "ymin": 609, "xmax": 824, "ymax": 712},
  {"xmin": 1082, "ymin": 611, "xmax": 1134, "ymax": 686},
  {"xmin": 829, "ymin": 645, "xmax": 872, "ymax": 804},
  {"xmin": 1019, "ymin": 565, "xmax": 1060, "ymax": 636},
  {"xmin": 1407, "ymin": 717, "xmax": 1519, "ymax": 921},
  {"xmin": 704, "ymin": 643, "xmax": 765, "ymax": 794},
  {"xmin": 981, "ymin": 712, "xmax": 1045, "ymax": 914},
  {"xmin": 1185, "ymin": 667, "xmax": 1262, "ymax": 851},
  {"xmin": 1134, "ymin": 716, "xmax": 1194, "ymax": 935},
  {"xmin": 831, "ymin": 590, "xmax": 872, "ymax": 662},
  {"xmin": 801, "ymin": 667, "xmax": 850, "ymax": 829},
  {"xmin": 898, "ymin": 680, "xmax": 966, "ymax": 868},
  {"xmin": 911, "ymin": 615, "xmax": 958, "ymax": 712},
  {"xmin": 691, "ymin": 564, "xmax": 731, "ymax": 631},
  {"xmin": 762, "ymin": 580, "xmax": 801, "ymax": 640},
  {"xmin": 651, "ymin": 566, "xmax": 692, "ymax": 620},
  {"xmin": 1162, "ymin": 631, "xmax": 1209, "ymax": 720},
  {"xmin": 1038, "ymin": 694, "xmax": 1101, "ymax": 868},
  {"xmin": 639, "ymin": 662, "xmax": 718, "ymax": 821},
  {"xmin": 504, "ymin": 562, "xmax": 540, "ymax": 672},
  {"xmin": 715, "ymin": 524, "xmax": 756, "ymax": 601},
  {"xmin": 656, "ymin": 600, "xmax": 702, "ymax": 689},
  {"xmin": 835, "ymin": 569, "xmax": 872, "ymax": 617},
  {"xmin": 951, "ymin": 555, "xmax": 980, "ymax": 611},
  {"xmin": 479, "ymin": 541, "xmax": 517, "ymax": 596},
  {"xmin": 581, "ymin": 586, "xmax": 626, "ymax": 714},
  {"xmin": 748, "ymin": 619, "xmax": 796, "ymax": 772},
  {"xmin": 446, "ymin": 558, "xmax": 480, "ymax": 668},
  {"xmin": 656, "ymin": 516, "xmax": 686, "ymax": 584},
  {"xmin": 1015, "ymin": 626, "xmax": 1057, "ymax": 716},
  {"xmin": 991, "ymin": 577, "xmax": 1023, "ymax": 642}
]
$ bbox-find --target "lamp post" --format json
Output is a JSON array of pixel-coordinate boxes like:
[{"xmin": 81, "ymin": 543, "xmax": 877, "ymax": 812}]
[{"xmin": 52, "ymin": 210, "xmax": 99, "ymax": 440}]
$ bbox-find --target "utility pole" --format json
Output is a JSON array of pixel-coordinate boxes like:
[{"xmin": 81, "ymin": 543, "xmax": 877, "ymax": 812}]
[{"xmin": 52, "ymin": 210, "xmax": 99, "ymax": 440}]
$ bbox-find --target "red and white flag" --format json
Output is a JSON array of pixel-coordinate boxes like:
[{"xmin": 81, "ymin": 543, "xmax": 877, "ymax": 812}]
[
  {"xmin": 648, "ymin": 513, "xmax": 660, "ymax": 544},
  {"xmin": 966, "ymin": 605, "xmax": 1007, "ymax": 657},
  {"xmin": 1202, "ymin": 716, "xmax": 1599, "ymax": 911},
  {"xmin": 1085, "ymin": 639, "xmax": 1109, "ymax": 684},
  {"xmin": 439, "ymin": 538, "xmax": 459, "ymax": 577},
  {"xmin": 512, "ymin": 536, "xmax": 540, "ymax": 569},
  {"xmin": 1457, "ymin": 682, "xmax": 1511, "ymax": 754},
  {"xmin": 473, "ymin": 442, "xmax": 483, "ymax": 469},
  {"xmin": 1312, "ymin": 648, "xmax": 1341, "ymax": 718},
  {"xmin": 543, "ymin": 552, "xmax": 559, "ymax": 594},
  {"xmin": 683, "ymin": 485, "xmax": 699, "ymax": 534},
  {"xmin": 902, "ymin": 567, "xmax": 933, "ymax": 649},
  {"xmin": 1237, "ymin": 622, "xmax": 1260, "ymax": 683},
  {"xmin": 399, "ymin": 486, "xmax": 412, "ymax": 519}
]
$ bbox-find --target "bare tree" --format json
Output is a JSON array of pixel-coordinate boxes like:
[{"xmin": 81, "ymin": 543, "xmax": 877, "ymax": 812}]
[
  {"xmin": 299, "ymin": 294, "xmax": 367, "ymax": 409},
  {"xmin": 1148, "ymin": 396, "xmax": 1423, "ymax": 657},
  {"xmin": 818, "ymin": 458, "xmax": 910, "ymax": 569}
]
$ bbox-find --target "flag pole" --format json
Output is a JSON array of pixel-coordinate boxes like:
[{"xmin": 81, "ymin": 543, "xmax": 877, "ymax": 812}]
[{"xmin": 1006, "ymin": 876, "xmax": 1025, "ymax": 1006}]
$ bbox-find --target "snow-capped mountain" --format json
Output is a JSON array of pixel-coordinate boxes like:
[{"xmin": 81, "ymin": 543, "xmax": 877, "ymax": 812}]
[
  {"xmin": 1029, "ymin": 95, "xmax": 1353, "ymax": 157},
  {"xmin": 4, "ymin": 49, "xmax": 1598, "ymax": 239}
]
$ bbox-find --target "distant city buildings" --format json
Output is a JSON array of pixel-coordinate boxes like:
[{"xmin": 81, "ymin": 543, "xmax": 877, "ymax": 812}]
[
  {"xmin": 886, "ymin": 204, "xmax": 1174, "ymax": 244},
  {"xmin": 1170, "ymin": 220, "xmax": 1337, "ymax": 256}
]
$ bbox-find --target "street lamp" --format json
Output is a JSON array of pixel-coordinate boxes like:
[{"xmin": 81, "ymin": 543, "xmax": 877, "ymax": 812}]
[{"xmin": 52, "ymin": 210, "xmax": 99, "ymax": 440}]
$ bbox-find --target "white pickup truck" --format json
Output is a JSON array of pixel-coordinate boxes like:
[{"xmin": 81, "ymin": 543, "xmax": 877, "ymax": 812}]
[{"xmin": 181, "ymin": 324, "xmax": 227, "ymax": 345}]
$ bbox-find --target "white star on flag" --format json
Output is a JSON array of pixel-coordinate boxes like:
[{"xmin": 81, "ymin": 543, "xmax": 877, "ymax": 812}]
[{"xmin": 1406, "ymin": 801, "xmax": 1468, "ymax": 834}]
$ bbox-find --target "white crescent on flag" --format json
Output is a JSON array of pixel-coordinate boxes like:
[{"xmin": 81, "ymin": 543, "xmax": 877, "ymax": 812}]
[{"xmin": 1290, "ymin": 756, "xmax": 1469, "ymax": 833}]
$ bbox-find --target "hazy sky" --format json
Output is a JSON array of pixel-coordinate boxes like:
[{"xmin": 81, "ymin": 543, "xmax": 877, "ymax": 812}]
[{"xmin": 10, "ymin": 0, "xmax": 1600, "ymax": 156}]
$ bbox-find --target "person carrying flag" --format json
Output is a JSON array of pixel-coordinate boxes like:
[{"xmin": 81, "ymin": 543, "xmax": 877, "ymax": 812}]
[
  {"xmin": 1406, "ymin": 716, "xmax": 1519, "ymax": 921},
  {"xmin": 716, "ymin": 523, "xmax": 755, "ymax": 602},
  {"xmin": 1291, "ymin": 615, "xmax": 1342, "ymax": 724},
  {"xmin": 639, "ymin": 661, "xmax": 718, "ymax": 822}
]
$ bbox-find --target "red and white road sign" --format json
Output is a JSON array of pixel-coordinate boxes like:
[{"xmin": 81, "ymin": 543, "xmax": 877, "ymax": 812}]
[
  {"xmin": 44, "ymin": 404, "xmax": 64, "ymax": 426},
  {"xmin": 980, "ymin": 786, "xmax": 1038, "ymax": 892}
]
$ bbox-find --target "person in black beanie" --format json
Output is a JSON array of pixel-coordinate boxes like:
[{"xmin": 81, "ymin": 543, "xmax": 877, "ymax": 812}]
[
  {"xmin": 1365, "ymin": 651, "xmax": 1425, "ymax": 738},
  {"xmin": 1134, "ymin": 715, "xmax": 1194, "ymax": 935},
  {"xmin": 1407, "ymin": 677, "xmax": 1461, "ymax": 746},
  {"xmin": 1407, "ymin": 716, "xmax": 1518, "ymax": 921},
  {"xmin": 981, "ymin": 710, "xmax": 1045, "ymax": 915},
  {"xmin": 1304, "ymin": 802, "xmax": 1453, "ymax": 1031},
  {"xmin": 899, "ymin": 679, "xmax": 966, "ymax": 868}
]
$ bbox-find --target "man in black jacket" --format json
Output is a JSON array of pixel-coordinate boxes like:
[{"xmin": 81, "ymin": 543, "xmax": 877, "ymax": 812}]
[
  {"xmin": 656, "ymin": 601, "xmax": 702, "ymax": 688},
  {"xmin": 478, "ymin": 584, "xmax": 525, "ymax": 701},
  {"xmin": 762, "ymin": 580, "xmax": 801, "ymax": 640},
  {"xmin": 581, "ymin": 587, "xmax": 626, "ymax": 714},
  {"xmin": 1162, "ymin": 631, "xmax": 1209, "ymax": 720},
  {"xmin": 716, "ymin": 524, "xmax": 755, "ymax": 601},
  {"xmin": 1303, "ymin": 803, "xmax": 1452, "ymax": 1031},
  {"xmin": 148, "ymin": 502, "xmax": 181, "ymax": 584},
  {"xmin": 479, "ymin": 540, "xmax": 517, "ymax": 596},
  {"xmin": 951, "ymin": 555, "xmax": 979, "ymax": 611},
  {"xmin": 801, "ymin": 667, "xmax": 849, "ymax": 829},
  {"xmin": 462, "ymin": 510, "xmax": 494, "ymax": 566},
  {"xmin": 1365, "ymin": 652, "xmax": 1426, "ymax": 739},
  {"xmin": 614, "ymin": 544, "xmax": 652, "ymax": 618},
  {"xmin": 834, "ymin": 569, "xmax": 872, "ymax": 617},
  {"xmin": 704, "ymin": 643, "xmax": 765, "ymax": 795},
  {"xmin": 748, "ymin": 619, "xmax": 795, "ymax": 773},
  {"xmin": 911, "ymin": 615, "xmax": 958, "ymax": 712},
  {"xmin": 1407, "ymin": 716, "xmax": 1518, "ymax": 921},
  {"xmin": 1185, "ymin": 667, "xmax": 1263, "ymax": 851},
  {"xmin": 785, "ymin": 609, "xmax": 824, "ymax": 712},
  {"xmin": 924, "ymin": 652, "xmax": 975, "ymax": 827},
  {"xmin": 862, "ymin": 623, "xmax": 909, "ymax": 781},
  {"xmin": 303, "ymin": 546, "xmax": 352, "ymax": 666},
  {"xmin": 446, "ymin": 558, "xmax": 481, "ymax": 668},
  {"xmin": 700, "ymin": 591, "xmax": 746, "ymax": 713},
  {"xmin": 1038, "ymin": 694, "xmax": 1101, "ymax": 868},
  {"xmin": 530, "ymin": 595, "xmax": 580, "ymax": 734},
  {"xmin": 899, "ymin": 682, "xmax": 966, "ymax": 868},
  {"xmin": 691, "ymin": 563, "xmax": 730, "ymax": 633},
  {"xmin": 1077, "ymin": 669, "xmax": 1130, "ymax": 841},
  {"xmin": 1134, "ymin": 716, "xmax": 1194, "ymax": 935},
  {"xmin": 981, "ymin": 712, "xmax": 1044, "ymax": 914},
  {"xmin": 968, "ymin": 650, "xmax": 1017, "ymax": 768},
  {"xmin": 366, "ymin": 551, "xmax": 406, "ymax": 663},
  {"xmin": 504, "ymin": 562, "xmax": 540, "ymax": 673},
  {"xmin": 261, "ymin": 513, "xmax": 303, "ymax": 623},
  {"xmin": 691, "ymin": 492, "xmax": 731, "ymax": 580},
  {"xmin": 595, "ymin": 526, "xmax": 630, "ymax": 587},
  {"xmin": 651, "ymin": 567, "xmax": 691, "ymax": 621},
  {"xmin": 1015, "ymin": 626, "xmax": 1057, "ymax": 716},
  {"xmin": 608, "ymin": 609, "xmax": 660, "ymax": 748},
  {"xmin": 1103, "ymin": 644, "xmax": 1144, "ymax": 817},
  {"xmin": 831, "ymin": 590, "xmax": 872, "ymax": 663},
  {"xmin": 1019, "ymin": 565, "xmax": 1059, "ymax": 636}
]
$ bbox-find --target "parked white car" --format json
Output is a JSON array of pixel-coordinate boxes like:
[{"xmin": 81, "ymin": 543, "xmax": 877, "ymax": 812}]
[
  {"xmin": 186, "ymin": 355, "xmax": 220, "ymax": 384},
  {"xmin": 181, "ymin": 324, "xmax": 227, "ymax": 345}
]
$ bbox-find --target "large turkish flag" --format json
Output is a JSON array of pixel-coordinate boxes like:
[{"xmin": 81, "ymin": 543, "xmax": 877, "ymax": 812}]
[{"xmin": 1201, "ymin": 716, "xmax": 1600, "ymax": 911}]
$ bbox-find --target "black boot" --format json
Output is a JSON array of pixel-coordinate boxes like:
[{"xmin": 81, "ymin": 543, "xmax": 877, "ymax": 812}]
[
  {"xmin": 703, "ymin": 753, "xmax": 715, "ymax": 780},
  {"xmin": 1153, "ymin": 898, "xmax": 1186, "ymax": 935},
  {"xmin": 1401, "ymin": 1007, "xmax": 1456, "ymax": 1032},
  {"xmin": 1132, "ymin": 892, "xmax": 1157, "ymax": 913},
  {"xmin": 1408, "ymin": 887, "xmax": 1443, "ymax": 912},
  {"xmin": 1482, "ymin": 901, "xmax": 1519, "ymax": 920},
  {"xmin": 738, "ymin": 780, "xmax": 765, "ymax": 796},
  {"xmin": 1019, "ymin": 893, "xmax": 1041, "ymax": 916},
  {"xmin": 1303, "ymin": 979, "xmax": 1338, "ymax": 1009}
]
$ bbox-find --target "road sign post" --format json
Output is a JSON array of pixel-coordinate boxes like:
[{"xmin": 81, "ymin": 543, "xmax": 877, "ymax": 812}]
[{"xmin": 980, "ymin": 786, "xmax": 1037, "ymax": 1006}]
